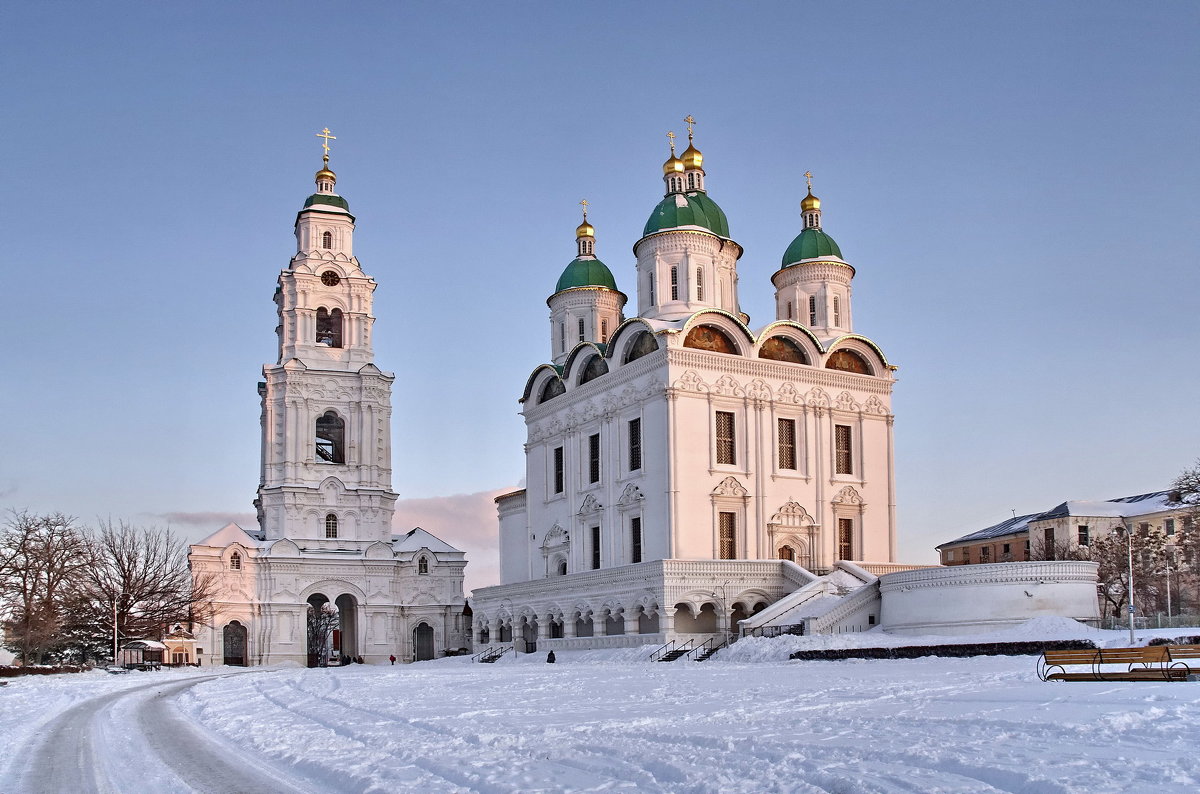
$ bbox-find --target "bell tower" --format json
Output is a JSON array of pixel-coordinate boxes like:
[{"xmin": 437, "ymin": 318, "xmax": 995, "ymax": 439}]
[{"xmin": 254, "ymin": 130, "xmax": 398, "ymax": 545}]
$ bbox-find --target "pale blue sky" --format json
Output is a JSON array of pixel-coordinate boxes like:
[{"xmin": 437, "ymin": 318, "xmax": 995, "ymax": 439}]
[{"xmin": 4, "ymin": 2, "xmax": 1198, "ymax": 586}]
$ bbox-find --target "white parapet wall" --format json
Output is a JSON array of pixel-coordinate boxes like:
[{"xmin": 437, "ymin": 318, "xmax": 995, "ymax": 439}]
[{"xmin": 878, "ymin": 561, "xmax": 1101, "ymax": 636}]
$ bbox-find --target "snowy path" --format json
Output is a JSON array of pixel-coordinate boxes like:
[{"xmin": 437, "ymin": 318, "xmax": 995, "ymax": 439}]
[{"xmin": 8, "ymin": 670, "xmax": 311, "ymax": 794}]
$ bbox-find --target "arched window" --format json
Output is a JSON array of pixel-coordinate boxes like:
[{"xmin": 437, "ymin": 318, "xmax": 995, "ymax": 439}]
[
  {"xmin": 321, "ymin": 231, "xmax": 333, "ymax": 250},
  {"xmin": 696, "ymin": 267, "xmax": 704, "ymax": 301},
  {"xmin": 808, "ymin": 296, "xmax": 817, "ymax": 326},
  {"xmin": 687, "ymin": 172, "xmax": 696, "ymax": 190},
  {"xmin": 579, "ymin": 355, "xmax": 609, "ymax": 385},
  {"xmin": 779, "ymin": 545, "xmax": 796, "ymax": 561},
  {"xmin": 600, "ymin": 318, "xmax": 608, "ymax": 342},
  {"xmin": 622, "ymin": 330, "xmax": 659, "ymax": 364},
  {"xmin": 315, "ymin": 411, "xmax": 345, "ymax": 463},
  {"xmin": 418, "ymin": 556, "xmax": 429, "ymax": 575},
  {"xmin": 833, "ymin": 295, "xmax": 841, "ymax": 326},
  {"xmin": 557, "ymin": 559, "xmax": 567, "ymax": 576},
  {"xmin": 230, "ymin": 551, "xmax": 241, "ymax": 570},
  {"xmin": 539, "ymin": 377, "xmax": 566, "ymax": 404},
  {"xmin": 670, "ymin": 266, "xmax": 679, "ymax": 300},
  {"xmin": 826, "ymin": 349, "xmax": 872, "ymax": 375},
  {"xmin": 325, "ymin": 514, "xmax": 338, "ymax": 539},
  {"xmin": 759, "ymin": 336, "xmax": 809, "ymax": 364},
  {"xmin": 578, "ymin": 317, "xmax": 585, "ymax": 342},
  {"xmin": 316, "ymin": 307, "xmax": 343, "ymax": 348},
  {"xmin": 683, "ymin": 325, "xmax": 737, "ymax": 354}
]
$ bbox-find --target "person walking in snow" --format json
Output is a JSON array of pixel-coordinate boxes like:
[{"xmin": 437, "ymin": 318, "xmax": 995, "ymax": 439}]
[
  {"xmin": 546, "ymin": 651, "xmax": 556, "ymax": 663},
  {"xmin": 389, "ymin": 654, "xmax": 396, "ymax": 665}
]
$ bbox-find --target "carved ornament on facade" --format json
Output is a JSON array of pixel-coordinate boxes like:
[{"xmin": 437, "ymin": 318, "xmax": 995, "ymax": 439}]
[
  {"xmin": 711, "ymin": 476, "xmax": 749, "ymax": 498},
  {"xmin": 806, "ymin": 387, "xmax": 830, "ymax": 408},
  {"xmin": 863, "ymin": 394, "xmax": 889, "ymax": 416},
  {"xmin": 577, "ymin": 494, "xmax": 603, "ymax": 515},
  {"xmin": 673, "ymin": 370, "xmax": 709, "ymax": 393},
  {"xmin": 831, "ymin": 485, "xmax": 865, "ymax": 506},
  {"xmin": 746, "ymin": 379, "xmax": 772, "ymax": 402},
  {"xmin": 712, "ymin": 374, "xmax": 745, "ymax": 397},
  {"xmin": 834, "ymin": 391, "xmax": 860, "ymax": 412}
]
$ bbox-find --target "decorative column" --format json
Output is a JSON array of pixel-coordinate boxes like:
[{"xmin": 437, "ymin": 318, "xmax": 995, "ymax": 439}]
[{"xmin": 623, "ymin": 609, "xmax": 640, "ymax": 636}]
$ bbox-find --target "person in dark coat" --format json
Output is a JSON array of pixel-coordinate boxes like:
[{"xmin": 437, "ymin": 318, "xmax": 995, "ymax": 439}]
[
  {"xmin": 546, "ymin": 651, "xmax": 556, "ymax": 663},
  {"xmin": 389, "ymin": 654, "xmax": 396, "ymax": 665}
]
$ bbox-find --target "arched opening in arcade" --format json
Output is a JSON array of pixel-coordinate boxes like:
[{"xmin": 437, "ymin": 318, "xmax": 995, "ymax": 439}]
[
  {"xmin": 222, "ymin": 621, "xmax": 247, "ymax": 666},
  {"xmin": 306, "ymin": 592, "xmax": 359, "ymax": 667},
  {"xmin": 413, "ymin": 622, "xmax": 435, "ymax": 661}
]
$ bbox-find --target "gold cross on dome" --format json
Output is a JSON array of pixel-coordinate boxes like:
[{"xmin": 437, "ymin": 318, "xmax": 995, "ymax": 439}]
[
  {"xmin": 804, "ymin": 170, "xmax": 813, "ymax": 190},
  {"xmin": 666, "ymin": 130, "xmax": 677, "ymax": 153},
  {"xmin": 684, "ymin": 114, "xmax": 696, "ymax": 139},
  {"xmin": 579, "ymin": 198, "xmax": 589, "ymax": 220},
  {"xmin": 316, "ymin": 127, "xmax": 336, "ymax": 158}
]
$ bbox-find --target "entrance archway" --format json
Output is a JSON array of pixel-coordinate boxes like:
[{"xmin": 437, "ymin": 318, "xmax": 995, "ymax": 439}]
[
  {"xmin": 414, "ymin": 623, "xmax": 435, "ymax": 661},
  {"xmin": 223, "ymin": 621, "xmax": 247, "ymax": 666},
  {"xmin": 335, "ymin": 593, "xmax": 358, "ymax": 658}
]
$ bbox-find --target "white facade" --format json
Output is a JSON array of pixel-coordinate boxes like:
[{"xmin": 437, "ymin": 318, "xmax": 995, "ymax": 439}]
[
  {"xmin": 189, "ymin": 155, "xmax": 468, "ymax": 666},
  {"xmin": 474, "ymin": 133, "xmax": 898, "ymax": 649}
]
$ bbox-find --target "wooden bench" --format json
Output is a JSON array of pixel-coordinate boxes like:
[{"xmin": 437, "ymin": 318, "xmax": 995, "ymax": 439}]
[
  {"xmin": 1038, "ymin": 645, "xmax": 1189, "ymax": 682},
  {"xmin": 1165, "ymin": 644, "xmax": 1200, "ymax": 677}
]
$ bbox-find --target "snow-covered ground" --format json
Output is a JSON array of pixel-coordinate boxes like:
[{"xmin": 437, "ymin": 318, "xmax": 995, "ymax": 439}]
[{"xmin": 3, "ymin": 620, "xmax": 1199, "ymax": 793}]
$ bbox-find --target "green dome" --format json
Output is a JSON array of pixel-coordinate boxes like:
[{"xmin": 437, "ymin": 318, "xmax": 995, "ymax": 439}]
[
  {"xmin": 781, "ymin": 228, "xmax": 843, "ymax": 266},
  {"xmin": 555, "ymin": 257, "xmax": 618, "ymax": 293},
  {"xmin": 643, "ymin": 192, "xmax": 730, "ymax": 238},
  {"xmin": 304, "ymin": 193, "xmax": 350, "ymax": 211}
]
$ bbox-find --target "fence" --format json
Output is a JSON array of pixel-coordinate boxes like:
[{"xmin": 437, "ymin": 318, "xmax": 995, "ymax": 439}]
[{"xmin": 1097, "ymin": 614, "xmax": 1200, "ymax": 632}]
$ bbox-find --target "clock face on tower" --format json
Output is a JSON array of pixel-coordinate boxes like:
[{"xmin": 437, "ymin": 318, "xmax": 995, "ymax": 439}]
[{"xmin": 321, "ymin": 271, "xmax": 341, "ymax": 286}]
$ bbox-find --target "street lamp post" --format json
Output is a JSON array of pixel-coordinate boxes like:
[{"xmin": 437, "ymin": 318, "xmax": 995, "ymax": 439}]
[{"xmin": 112, "ymin": 592, "xmax": 129, "ymax": 665}]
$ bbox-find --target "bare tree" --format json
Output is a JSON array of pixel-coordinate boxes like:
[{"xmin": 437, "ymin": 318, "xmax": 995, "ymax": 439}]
[
  {"xmin": 71, "ymin": 521, "xmax": 217, "ymax": 659},
  {"xmin": 0, "ymin": 512, "xmax": 93, "ymax": 664},
  {"xmin": 307, "ymin": 602, "xmax": 339, "ymax": 667}
]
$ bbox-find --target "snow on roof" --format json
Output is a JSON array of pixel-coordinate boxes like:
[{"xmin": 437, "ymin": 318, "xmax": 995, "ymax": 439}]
[
  {"xmin": 938, "ymin": 513, "xmax": 1041, "ymax": 548},
  {"xmin": 123, "ymin": 639, "xmax": 167, "ymax": 650},
  {"xmin": 192, "ymin": 522, "xmax": 266, "ymax": 548},
  {"xmin": 392, "ymin": 527, "xmax": 462, "ymax": 554},
  {"xmin": 1036, "ymin": 490, "xmax": 1177, "ymax": 520}
]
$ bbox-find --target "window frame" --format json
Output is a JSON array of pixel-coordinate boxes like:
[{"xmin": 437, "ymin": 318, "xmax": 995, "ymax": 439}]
[
  {"xmin": 587, "ymin": 433, "xmax": 601, "ymax": 484},
  {"xmin": 715, "ymin": 410, "xmax": 736, "ymax": 466},
  {"xmin": 777, "ymin": 417, "xmax": 797, "ymax": 471},
  {"xmin": 833, "ymin": 424, "xmax": 853, "ymax": 475},
  {"xmin": 628, "ymin": 417, "xmax": 642, "ymax": 472}
]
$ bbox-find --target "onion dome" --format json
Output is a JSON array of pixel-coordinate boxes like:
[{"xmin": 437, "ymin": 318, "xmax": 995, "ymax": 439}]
[
  {"xmin": 781, "ymin": 228, "xmax": 843, "ymax": 265},
  {"xmin": 663, "ymin": 153, "xmax": 685, "ymax": 175},
  {"xmin": 681, "ymin": 142, "xmax": 703, "ymax": 171},
  {"xmin": 576, "ymin": 218, "xmax": 595, "ymax": 238},
  {"xmin": 555, "ymin": 258, "xmax": 619, "ymax": 292},
  {"xmin": 800, "ymin": 190, "xmax": 820, "ymax": 212},
  {"xmin": 644, "ymin": 192, "xmax": 729, "ymax": 237}
]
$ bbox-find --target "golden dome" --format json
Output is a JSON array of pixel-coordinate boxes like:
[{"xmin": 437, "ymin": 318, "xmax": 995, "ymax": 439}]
[
  {"xmin": 800, "ymin": 190, "xmax": 820, "ymax": 212},
  {"xmin": 576, "ymin": 220, "xmax": 595, "ymax": 238},
  {"xmin": 663, "ymin": 154, "xmax": 684, "ymax": 175},
  {"xmin": 316, "ymin": 167, "xmax": 337, "ymax": 183},
  {"xmin": 681, "ymin": 143, "xmax": 703, "ymax": 171}
]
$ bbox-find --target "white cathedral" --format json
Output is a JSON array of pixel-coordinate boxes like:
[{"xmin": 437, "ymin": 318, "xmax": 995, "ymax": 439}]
[
  {"xmin": 188, "ymin": 144, "xmax": 468, "ymax": 667},
  {"xmin": 471, "ymin": 124, "xmax": 902, "ymax": 650}
]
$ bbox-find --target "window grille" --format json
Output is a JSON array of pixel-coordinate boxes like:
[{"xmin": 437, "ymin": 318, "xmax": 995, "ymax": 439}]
[
  {"xmin": 230, "ymin": 552, "xmax": 241, "ymax": 570},
  {"xmin": 578, "ymin": 317, "xmax": 585, "ymax": 342},
  {"xmin": 418, "ymin": 556, "xmax": 429, "ymax": 574},
  {"xmin": 601, "ymin": 319, "xmax": 608, "ymax": 342},
  {"xmin": 321, "ymin": 231, "xmax": 332, "ymax": 249},
  {"xmin": 628, "ymin": 418, "xmax": 642, "ymax": 471},
  {"xmin": 696, "ymin": 268, "xmax": 703, "ymax": 301},
  {"xmin": 670, "ymin": 266, "xmax": 678, "ymax": 301},
  {"xmin": 588, "ymin": 433, "xmax": 600, "ymax": 483},
  {"xmin": 837, "ymin": 518, "xmax": 853, "ymax": 560},
  {"xmin": 325, "ymin": 514, "xmax": 338, "ymax": 538},
  {"xmin": 778, "ymin": 418, "xmax": 797, "ymax": 470},
  {"xmin": 715, "ymin": 411, "xmax": 736, "ymax": 465},
  {"xmin": 808, "ymin": 295, "xmax": 817, "ymax": 325},
  {"xmin": 631, "ymin": 516, "xmax": 642, "ymax": 564},
  {"xmin": 591, "ymin": 526, "xmax": 601, "ymax": 569},
  {"xmin": 553, "ymin": 446, "xmax": 564, "ymax": 494},
  {"xmin": 833, "ymin": 295, "xmax": 841, "ymax": 326},
  {"xmin": 718, "ymin": 512, "xmax": 736, "ymax": 559},
  {"xmin": 834, "ymin": 424, "xmax": 852, "ymax": 474}
]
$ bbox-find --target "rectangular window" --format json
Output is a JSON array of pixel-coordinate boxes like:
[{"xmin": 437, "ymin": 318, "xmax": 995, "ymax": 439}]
[
  {"xmin": 1043, "ymin": 528, "xmax": 1055, "ymax": 560},
  {"xmin": 1077, "ymin": 525, "xmax": 1090, "ymax": 546},
  {"xmin": 578, "ymin": 317, "xmax": 585, "ymax": 342},
  {"xmin": 649, "ymin": 272, "xmax": 655, "ymax": 305},
  {"xmin": 553, "ymin": 446, "xmax": 564, "ymax": 494},
  {"xmin": 1024, "ymin": 539, "xmax": 1031, "ymax": 559},
  {"xmin": 1002, "ymin": 543, "xmax": 1011, "ymax": 555},
  {"xmin": 980, "ymin": 546, "xmax": 991, "ymax": 562},
  {"xmin": 718, "ymin": 512, "xmax": 736, "ymax": 559},
  {"xmin": 946, "ymin": 549, "xmax": 956, "ymax": 561},
  {"xmin": 1139, "ymin": 522, "xmax": 1150, "ymax": 533},
  {"xmin": 631, "ymin": 516, "xmax": 642, "ymax": 564},
  {"xmin": 777, "ymin": 418, "xmax": 797, "ymax": 470},
  {"xmin": 786, "ymin": 300, "xmax": 793, "ymax": 320},
  {"xmin": 601, "ymin": 319, "xmax": 608, "ymax": 343},
  {"xmin": 808, "ymin": 295, "xmax": 817, "ymax": 325},
  {"xmin": 833, "ymin": 295, "xmax": 841, "ymax": 326},
  {"xmin": 559, "ymin": 322, "xmax": 565, "ymax": 353},
  {"xmin": 628, "ymin": 418, "xmax": 642, "ymax": 471},
  {"xmin": 1166, "ymin": 518, "xmax": 1176, "ymax": 536},
  {"xmin": 837, "ymin": 518, "xmax": 853, "ymax": 560},
  {"xmin": 591, "ymin": 525, "xmax": 601, "ymax": 569},
  {"xmin": 834, "ymin": 424, "xmax": 853, "ymax": 475},
  {"xmin": 696, "ymin": 267, "xmax": 704, "ymax": 301},
  {"xmin": 715, "ymin": 411, "xmax": 736, "ymax": 465},
  {"xmin": 588, "ymin": 433, "xmax": 600, "ymax": 484},
  {"xmin": 670, "ymin": 266, "xmax": 679, "ymax": 300}
]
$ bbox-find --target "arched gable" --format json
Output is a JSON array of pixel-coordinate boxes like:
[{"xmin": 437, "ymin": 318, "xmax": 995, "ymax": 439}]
[
  {"xmin": 821, "ymin": 334, "xmax": 891, "ymax": 374},
  {"xmin": 753, "ymin": 321, "xmax": 822, "ymax": 364},
  {"xmin": 606, "ymin": 318, "xmax": 663, "ymax": 366},
  {"xmin": 521, "ymin": 364, "xmax": 564, "ymax": 404},
  {"xmin": 562, "ymin": 342, "xmax": 608, "ymax": 384},
  {"xmin": 679, "ymin": 309, "xmax": 755, "ymax": 356}
]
